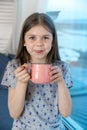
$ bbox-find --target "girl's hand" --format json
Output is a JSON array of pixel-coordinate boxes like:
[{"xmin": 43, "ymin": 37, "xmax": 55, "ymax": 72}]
[
  {"xmin": 14, "ymin": 63, "xmax": 30, "ymax": 83},
  {"xmin": 49, "ymin": 66, "xmax": 63, "ymax": 84}
]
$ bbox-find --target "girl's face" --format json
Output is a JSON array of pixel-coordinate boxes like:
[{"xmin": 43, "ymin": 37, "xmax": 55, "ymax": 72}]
[{"xmin": 24, "ymin": 25, "xmax": 53, "ymax": 63}]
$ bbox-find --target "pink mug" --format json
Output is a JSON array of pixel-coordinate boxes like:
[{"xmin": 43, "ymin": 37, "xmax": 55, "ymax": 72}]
[{"xmin": 29, "ymin": 64, "xmax": 51, "ymax": 84}]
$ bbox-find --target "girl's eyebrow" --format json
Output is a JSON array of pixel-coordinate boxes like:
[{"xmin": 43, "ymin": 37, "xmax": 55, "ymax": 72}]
[
  {"xmin": 26, "ymin": 34, "xmax": 35, "ymax": 36},
  {"xmin": 26, "ymin": 34, "xmax": 52, "ymax": 37},
  {"xmin": 43, "ymin": 34, "xmax": 52, "ymax": 37}
]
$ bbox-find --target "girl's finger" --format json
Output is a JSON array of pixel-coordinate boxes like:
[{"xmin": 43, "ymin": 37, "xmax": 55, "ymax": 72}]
[
  {"xmin": 51, "ymin": 66, "xmax": 58, "ymax": 70},
  {"xmin": 14, "ymin": 63, "xmax": 30, "ymax": 75},
  {"xmin": 18, "ymin": 73, "xmax": 30, "ymax": 81},
  {"xmin": 14, "ymin": 66, "xmax": 25, "ymax": 74},
  {"xmin": 22, "ymin": 63, "xmax": 29, "ymax": 70},
  {"xmin": 50, "ymin": 66, "xmax": 61, "ymax": 75},
  {"xmin": 50, "ymin": 72, "xmax": 63, "ymax": 83},
  {"xmin": 15, "ymin": 68, "xmax": 28, "ymax": 77},
  {"xmin": 50, "ymin": 73, "xmax": 59, "ymax": 80}
]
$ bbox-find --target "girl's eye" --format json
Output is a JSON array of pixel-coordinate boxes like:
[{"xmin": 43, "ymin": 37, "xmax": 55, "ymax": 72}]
[
  {"xmin": 29, "ymin": 36, "xmax": 35, "ymax": 40},
  {"xmin": 43, "ymin": 36, "xmax": 49, "ymax": 40}
]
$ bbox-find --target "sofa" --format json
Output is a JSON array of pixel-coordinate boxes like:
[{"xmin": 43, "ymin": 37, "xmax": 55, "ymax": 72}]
[{"xmin": 0, "ymin": 53, "xmax": 14, "ymax": 130}]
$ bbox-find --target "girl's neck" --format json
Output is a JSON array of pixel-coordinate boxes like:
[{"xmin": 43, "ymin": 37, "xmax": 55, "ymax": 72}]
[{"xmin": 30, "ymin": 58, "xmax": 47, "ymax": 64}]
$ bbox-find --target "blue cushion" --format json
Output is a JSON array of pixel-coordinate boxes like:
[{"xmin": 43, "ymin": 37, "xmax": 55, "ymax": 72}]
[
  {"xmin": 0, "ymin": 53, "xmax": 14, "ymax": 87},
  {"xmin": 0, "ymin": 53, "xmax": 14, "ymax": 130},
  {"xmin": 0, "ymin": 89, "xmax": 13, "ymax": 130}
]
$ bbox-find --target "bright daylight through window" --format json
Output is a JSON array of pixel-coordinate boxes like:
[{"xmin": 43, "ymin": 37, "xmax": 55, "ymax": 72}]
[{"xmin": 46, "ymin": 0, "xmax": 87, "ymax": 130}]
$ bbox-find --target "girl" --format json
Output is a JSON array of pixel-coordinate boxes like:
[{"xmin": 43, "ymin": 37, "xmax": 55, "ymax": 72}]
[{"xmin": 1, "ymin": 13, "xmax": 73, "ymax": 130}]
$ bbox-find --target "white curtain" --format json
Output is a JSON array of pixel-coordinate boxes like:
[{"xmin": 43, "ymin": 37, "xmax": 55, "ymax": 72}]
[
  {"xmin": 6, "ymin": 0, "xmax": 22, "ymax": 54},
  {"xmin": 20, "ymin": 0, "xmax": 48, "ymax": 24},
  {"xmin": 0, "ymin": 0, "xmax": 16, "ymax": 54}
]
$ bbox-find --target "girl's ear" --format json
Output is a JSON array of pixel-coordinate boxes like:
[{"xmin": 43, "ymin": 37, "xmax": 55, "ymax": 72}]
[{"xmin": 24, "ymin": 43, "xmax": 26, "ymax": 46}]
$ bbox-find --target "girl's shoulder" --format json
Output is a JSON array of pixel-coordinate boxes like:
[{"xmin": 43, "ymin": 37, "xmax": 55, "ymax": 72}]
[
  {"xmin": 1, "ymin": 58, "xmax": 20, "ymax": 88},
  {"xmin": 52, "ymin": 60, "xmax": 69, "ymax": 67},
  {"xmin": 53, "ymin": 60, "xmax": 73, "ymax": 88},
  {"xmin": 7, "ymin": 58, "xmax": 21, "ymax": 69},
  {"xmin": 52, "ymin": 60, "xmax": 71, "ymax": 73}
]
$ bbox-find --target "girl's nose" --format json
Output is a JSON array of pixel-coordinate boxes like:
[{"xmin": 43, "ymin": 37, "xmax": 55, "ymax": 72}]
[{"xmin": 36, "ymin": 38, "xmax": 43, "ymax": 46}]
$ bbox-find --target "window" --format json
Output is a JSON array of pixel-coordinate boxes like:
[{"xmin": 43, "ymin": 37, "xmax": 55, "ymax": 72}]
[
  {"xmin": 46, "ymin": 0, "xmax": 87, "ymax": 129},
  {"xmin": 0, "ymin": 0, "xmax": 16, "ymax": 53}
]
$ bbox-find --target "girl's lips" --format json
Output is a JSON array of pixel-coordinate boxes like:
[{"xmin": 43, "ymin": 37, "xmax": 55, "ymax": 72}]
[{"xmin": 35, "ymin": 50, "xmax": 44, "ymax": 53}]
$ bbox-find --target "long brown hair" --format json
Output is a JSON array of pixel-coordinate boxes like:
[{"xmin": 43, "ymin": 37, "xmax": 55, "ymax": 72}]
[{"xmin": 16, "ymin": 12, "xmax": 61, "ymax": 64}]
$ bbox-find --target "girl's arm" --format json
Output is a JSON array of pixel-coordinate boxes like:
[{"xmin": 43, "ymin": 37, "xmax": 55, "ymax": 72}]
[
  {"xmin": 58, "ymin": 79, "xmax": 72, "ymax": 117},
  {"xmin": 8, "ymin": 64, "xmax": 30, "ymax": 119},
  {"xmin": 50, "ymin": 66, "xmax": 72, "ymax": 117}
]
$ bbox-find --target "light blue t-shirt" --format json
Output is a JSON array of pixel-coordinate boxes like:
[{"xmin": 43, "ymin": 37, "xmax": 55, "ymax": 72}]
[{"xmin": 1, "ymin": 59, "xmax": 73, "ymax": 130}]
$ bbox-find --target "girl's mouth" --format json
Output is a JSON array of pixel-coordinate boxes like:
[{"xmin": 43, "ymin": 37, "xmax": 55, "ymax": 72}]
[{"xmin": 35, "ymin": 50, "xmax": 44, "ymax": 53}]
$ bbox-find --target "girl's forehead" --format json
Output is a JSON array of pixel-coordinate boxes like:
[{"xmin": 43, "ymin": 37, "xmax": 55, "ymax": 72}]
[{"xmin": 25, "ymin": 25, "xmax": 52, "ymax": 36}]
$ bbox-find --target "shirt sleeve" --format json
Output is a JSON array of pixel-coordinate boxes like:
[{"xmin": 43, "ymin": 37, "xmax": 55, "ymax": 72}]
[
  {"xmin": 1, "ymin": 59, "xmax": 18, "ymax": 88},
  {"xmin": 61, "ymin": 62, "xmax": 73, "ymax": 88}
]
